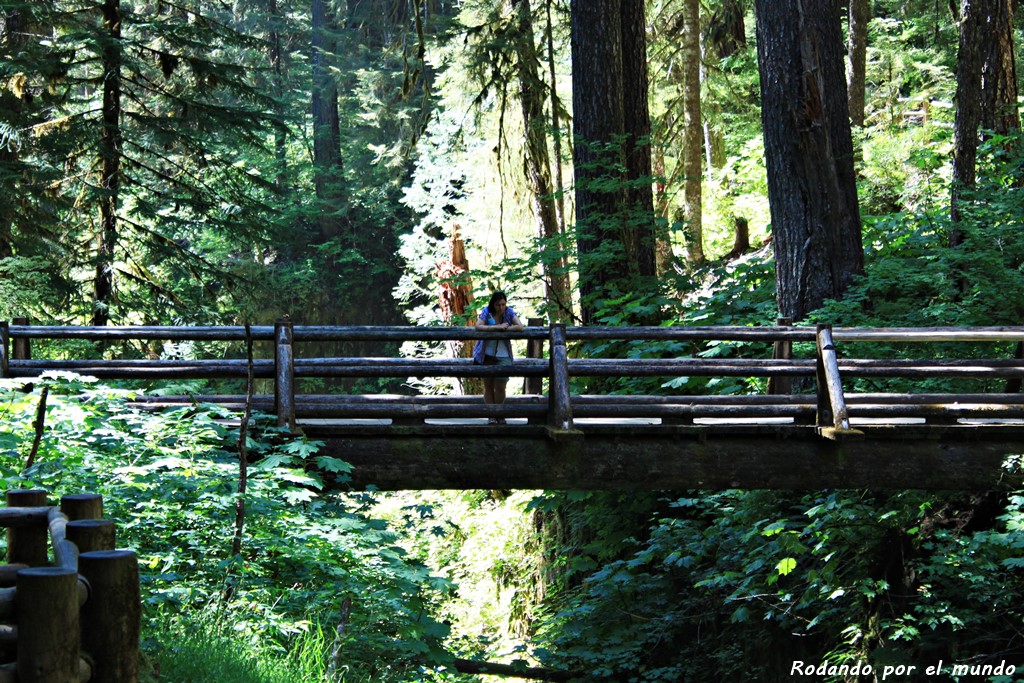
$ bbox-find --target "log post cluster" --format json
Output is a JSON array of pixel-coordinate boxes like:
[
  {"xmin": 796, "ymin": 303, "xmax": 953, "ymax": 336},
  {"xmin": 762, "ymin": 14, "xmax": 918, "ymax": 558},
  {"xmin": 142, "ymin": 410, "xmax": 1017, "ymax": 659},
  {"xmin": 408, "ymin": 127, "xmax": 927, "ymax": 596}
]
[{"xmin": 0, "ymin": 490, "xmax": 140, "ymax": 683}]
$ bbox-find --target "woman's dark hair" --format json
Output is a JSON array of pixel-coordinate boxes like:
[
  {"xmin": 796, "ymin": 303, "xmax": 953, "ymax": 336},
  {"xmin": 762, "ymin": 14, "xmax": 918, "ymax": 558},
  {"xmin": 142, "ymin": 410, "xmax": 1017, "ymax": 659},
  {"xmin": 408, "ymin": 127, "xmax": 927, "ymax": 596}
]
[{"xmin": 487, "ymin": 290, "xmax": 507, "ymax": 316}]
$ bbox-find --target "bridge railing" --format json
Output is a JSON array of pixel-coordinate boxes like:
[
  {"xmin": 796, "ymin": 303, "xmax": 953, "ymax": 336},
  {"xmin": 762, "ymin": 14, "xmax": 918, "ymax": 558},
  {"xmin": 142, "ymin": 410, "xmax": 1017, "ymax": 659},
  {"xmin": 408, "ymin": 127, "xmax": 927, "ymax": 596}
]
[
  {"xmin": 3, "ymin": 319, "xmax": 1024, "ymax": 436},
  {"xmin": 823, "ymin": 325, "xmax": 1024, "ymax": 435},
  {"xmin": 0, "ymin": 489, "xmax": 140, "ymax": 683}
]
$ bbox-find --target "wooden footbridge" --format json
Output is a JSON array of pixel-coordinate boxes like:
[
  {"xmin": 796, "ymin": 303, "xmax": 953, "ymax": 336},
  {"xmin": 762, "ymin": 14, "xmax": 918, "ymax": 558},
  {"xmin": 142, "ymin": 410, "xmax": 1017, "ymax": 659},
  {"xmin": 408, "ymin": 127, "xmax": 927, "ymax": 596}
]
[{"xmin": 3, "ymin": 319, "xmax": 1024, "ymax": 491}]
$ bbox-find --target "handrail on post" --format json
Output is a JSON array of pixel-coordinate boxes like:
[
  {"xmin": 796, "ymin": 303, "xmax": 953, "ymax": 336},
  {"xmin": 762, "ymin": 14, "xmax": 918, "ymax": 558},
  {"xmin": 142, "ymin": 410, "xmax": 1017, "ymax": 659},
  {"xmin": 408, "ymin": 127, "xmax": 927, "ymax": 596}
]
[
  {"xmin": 274, "ymin": 318, "xmax": 296, "ymax": 431},
  {"xmin": 815, "ymin": 324, "xmax": 861, "ymax": 440},
  {"xmin": 548, "ymin": 323, "xmax": 574, "ymax": 432}
]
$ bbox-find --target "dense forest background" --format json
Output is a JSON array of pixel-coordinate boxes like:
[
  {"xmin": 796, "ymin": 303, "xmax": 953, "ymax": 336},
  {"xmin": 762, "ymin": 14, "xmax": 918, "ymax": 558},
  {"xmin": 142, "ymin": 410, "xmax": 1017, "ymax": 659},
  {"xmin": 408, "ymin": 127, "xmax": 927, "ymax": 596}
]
[{"xmin": 3, "ymin": 0, "xmax": 1024, "ymax": 681}]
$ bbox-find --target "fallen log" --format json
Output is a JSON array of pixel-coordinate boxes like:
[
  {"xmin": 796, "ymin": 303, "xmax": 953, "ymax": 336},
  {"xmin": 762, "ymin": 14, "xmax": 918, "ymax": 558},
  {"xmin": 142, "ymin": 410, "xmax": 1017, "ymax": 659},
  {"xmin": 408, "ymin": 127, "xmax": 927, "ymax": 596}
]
[{"xmin": 450, "ymin": 657, "xmax": 581, "ymax": 682}]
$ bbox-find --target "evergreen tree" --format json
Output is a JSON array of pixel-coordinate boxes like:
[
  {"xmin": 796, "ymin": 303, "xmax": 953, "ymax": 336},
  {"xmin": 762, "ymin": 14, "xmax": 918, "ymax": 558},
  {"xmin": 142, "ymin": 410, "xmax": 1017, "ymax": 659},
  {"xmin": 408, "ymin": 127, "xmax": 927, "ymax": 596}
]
[
  {"xmin": 754, "ymin": 0, "xmax": 863, "ymax": 321},
  {"xmin": 1, "ymin": 0, "xmax": 286, "ymax": 323},
  {"xmin": 570, "ymin": 0, "xmax": 657, "ymax": 324}
]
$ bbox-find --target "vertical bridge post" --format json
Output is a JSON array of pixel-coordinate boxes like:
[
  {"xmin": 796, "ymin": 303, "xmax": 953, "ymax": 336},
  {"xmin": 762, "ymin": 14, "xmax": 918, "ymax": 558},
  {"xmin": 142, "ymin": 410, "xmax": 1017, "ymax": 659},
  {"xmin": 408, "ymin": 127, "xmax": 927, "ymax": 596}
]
[
  {"xmin": 815, "ymin": 324, "xmax": 860, "ymax": 440},
  {"xmin": 524, "ymin": 318, "xmax": 545, "ymax": 396},
  {"xmin": 274, "ymin": 318, "xmax": 296, "ymax": 431},
  {"xmin": 768, "ymin": 316, "xmax": 793, "ymax": 395},
  {"xmin": 11, "ymin": 317, "xmax": 30, "ymax": 361},
  {"xmin": 815, "ymin": 324, "xmax": 835, "ymax": 429},
  {"xmin": 548, "ymin": 323, "xmax": 574, "ymax": 431},
  {"xmin": 1, "ymin": 321, "xmax": 8, "ymax": 378}
]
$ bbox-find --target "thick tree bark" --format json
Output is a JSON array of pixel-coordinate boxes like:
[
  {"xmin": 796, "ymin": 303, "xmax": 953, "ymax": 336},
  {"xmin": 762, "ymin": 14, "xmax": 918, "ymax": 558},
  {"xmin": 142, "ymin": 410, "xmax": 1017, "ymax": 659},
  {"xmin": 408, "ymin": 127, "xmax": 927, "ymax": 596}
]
[
  {"xmin": 709, "ymin": 0, "xmax": 745, "ymax": 59},
  {"xmin": 847, "ymin": 0, "xmax": 870, "ymax": 127},
  {"xmin": 979, "ymin": 0, "xmax": 1020, "ymax": 136},
  {"xmin": 515, "ymin": 0, "xmax": 572, "ymax": 322},
  {"xmin": 619, "ymin": 0, "xmax": 657, "ymax": 276},
  {"xmin": 94, "ymin": 0, "xmax": 123, "ymax": 327},
  {"xmin": 681, "ymin": 0, "xmax": 703, "ymax": 264},
  {"xmin": 571, "ymin": 0, "xmax": 625, "ymax": 324},
  {"xmin": 571, "ymin": 0, "xmax": 656, "ymax": 323},
  {"xmin": 727, "ymin": 216, "xmax": 750, "ymax": 260},
  {"xmin": 754, "ymin": 0, "xmax": 864, "ymax": 322},
  {"xmin": 950, "ymin": 0, "xmax": 987, "ymax": 244}
]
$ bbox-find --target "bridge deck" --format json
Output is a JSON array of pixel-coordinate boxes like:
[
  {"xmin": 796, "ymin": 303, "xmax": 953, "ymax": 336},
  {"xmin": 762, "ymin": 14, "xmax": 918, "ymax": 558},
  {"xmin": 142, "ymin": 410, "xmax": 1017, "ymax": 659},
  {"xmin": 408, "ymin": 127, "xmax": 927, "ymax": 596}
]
[{"xmin": 294, "ymin": 420, "xmax": 1024, "ymax": 490}]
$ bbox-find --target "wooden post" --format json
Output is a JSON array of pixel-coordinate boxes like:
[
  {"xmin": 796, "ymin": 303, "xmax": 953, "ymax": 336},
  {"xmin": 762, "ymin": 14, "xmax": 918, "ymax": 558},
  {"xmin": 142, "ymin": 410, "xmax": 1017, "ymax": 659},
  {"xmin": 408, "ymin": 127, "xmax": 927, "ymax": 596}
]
[
  {"xmin": 0, "ymin": 321, "xmax": 8, "ymax": 379},
  {"xmin": 6, "ymin": 490, "xmax": 49, "ymax": 567},
  {"xmin": 814, "ymin": 324, "xmax": 832, "ymax": 428},
  {"xmin": 524, "ymin": 318, "xmax": 545, "ymax": 396},
  {"xmin": 274, "ymin": 319, "xmax": 296, "ymax": 431},
  {"xmin": 60, "ymin": 493, "xmax": 103, "ymax": 521},
  {"xmin": 16, "ymin": 567, "xmax": 80, "ymax": 683},
  {"xmin": 816, "ymin": 324, "xmax": 860, "ymax": 440},
  {"xmin": 11, "ymin": 317, "xmax": 30, "ymax": 361},
  {"xmin": 67, "ymin": 519, "xmax": 117, "ymax": 553},
  {"xmin": 548, "ymin": 324, "xmax": 574, "ymax": 431},
  {"xmin": 768, "ymin": 317, "xmax": 793, "ymax": 395},
  {"xmin": 78, "ymin": 550, "xmax": 140, "ymax": 683},
  {"xmin": 1006, "ymin": 341, "xmax": 1023, "ymax": 393}
]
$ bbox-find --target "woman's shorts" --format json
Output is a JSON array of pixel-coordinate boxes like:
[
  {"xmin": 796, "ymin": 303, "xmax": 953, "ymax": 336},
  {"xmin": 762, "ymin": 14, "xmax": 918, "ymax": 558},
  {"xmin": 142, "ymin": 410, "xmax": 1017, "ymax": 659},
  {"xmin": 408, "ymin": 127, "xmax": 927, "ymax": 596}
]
[{"xmin": 483, "ymin": 355, "xmax": 512, "ymax": 377}]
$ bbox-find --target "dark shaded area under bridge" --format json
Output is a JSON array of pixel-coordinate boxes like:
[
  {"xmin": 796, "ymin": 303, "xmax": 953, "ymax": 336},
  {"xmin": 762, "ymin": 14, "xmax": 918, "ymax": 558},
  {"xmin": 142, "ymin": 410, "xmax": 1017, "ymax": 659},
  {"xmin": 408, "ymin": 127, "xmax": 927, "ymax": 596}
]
[{"xmin": 3, "ymin": 320, "xmax": 1024, "ymax": 491}]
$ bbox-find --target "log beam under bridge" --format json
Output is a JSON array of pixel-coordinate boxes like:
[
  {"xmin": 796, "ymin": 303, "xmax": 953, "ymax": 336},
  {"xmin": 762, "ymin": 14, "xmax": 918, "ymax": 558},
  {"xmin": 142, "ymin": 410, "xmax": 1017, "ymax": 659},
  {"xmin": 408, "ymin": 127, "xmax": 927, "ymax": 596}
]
[{"xmin": 303, "ymin": 423, "xmax": 1024, "ymax": 491}]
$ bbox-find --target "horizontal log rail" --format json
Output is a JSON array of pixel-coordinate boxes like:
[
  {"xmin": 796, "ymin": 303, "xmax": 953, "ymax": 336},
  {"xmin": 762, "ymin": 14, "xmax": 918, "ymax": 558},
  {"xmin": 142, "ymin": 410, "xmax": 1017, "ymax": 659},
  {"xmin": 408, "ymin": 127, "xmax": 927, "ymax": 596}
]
[
  {"xmin": 4, "ymin": 319, "xmax": 1024, "ymax": 436},
  {"xmin": 0, "ymin": 490, "xmax": 140, "ymax": 683}
]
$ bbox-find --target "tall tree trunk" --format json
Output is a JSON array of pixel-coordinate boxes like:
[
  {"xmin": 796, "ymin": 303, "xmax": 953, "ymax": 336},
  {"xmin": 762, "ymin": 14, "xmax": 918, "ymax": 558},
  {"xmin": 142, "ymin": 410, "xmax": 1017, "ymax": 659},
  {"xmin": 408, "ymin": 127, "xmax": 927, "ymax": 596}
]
[
  {"xmin": 847, "ymin": 0, "xmax": 870, "ymax": 127},
  {"xmin": 950, "ymin": 0, "xmax": 987, "ymax": 246},
  {"xmin": 515, "ymin": 0, "xmax": 572, "ymax": 322},
  {"xmin": 754, "ymin": 0, "xmax": 864, "ymax": 322},
  {"xmin": 652, "ymin": 147, "xmax": 675, "ymax": 275},
  {"xmin": 311, "ymin": 0, "xmax": 345, "ymax": 243},
  {"xmin": 94, "ymin": 0, "xmax": 123, "ymax": 327},
  {"xmin": 710, "ymin": 0, "xmax": 745, "ymax": 59},
  {"xmin": 619, "ymin": 0, "xmax": 657, "ymax": 277},
  {"xmin": 979, "ymin": 0, "xmax": 1020, "ymax": 136},
  {"xmin": 544, "ymin": 0, "xmax": 567, "ymax": 236},
  {"xmin": 571, "ymin": 0, "xmax": 656, "ymax": 323},
  {"xmin": 681, "ymin": 0, "xmax": 703, "ymax": 264},
  {"xmin": 0, "ymin": 6, "xmax": 26, "ymax": 261},
  {"xmin": 270, "ymin": 0, "xmax": 288, "ymax": 191},
  {"xmin": 571, "ymin": 0, "xmax": 625, "ymax": 324}
]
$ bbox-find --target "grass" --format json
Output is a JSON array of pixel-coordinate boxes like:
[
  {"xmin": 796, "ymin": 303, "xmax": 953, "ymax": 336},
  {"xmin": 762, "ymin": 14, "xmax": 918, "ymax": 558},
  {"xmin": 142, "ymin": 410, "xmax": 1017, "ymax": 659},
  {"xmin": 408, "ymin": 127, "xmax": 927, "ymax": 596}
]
[{"xmin": 143, "ymin": 613, "xmax": 330, "ymax": 683}]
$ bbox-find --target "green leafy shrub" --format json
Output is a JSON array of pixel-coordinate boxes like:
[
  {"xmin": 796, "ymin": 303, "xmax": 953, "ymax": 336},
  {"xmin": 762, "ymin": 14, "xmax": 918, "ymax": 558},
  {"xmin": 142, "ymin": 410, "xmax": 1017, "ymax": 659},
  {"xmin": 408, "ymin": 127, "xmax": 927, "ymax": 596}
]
[{"xmin": 0, "ymin": 375, "xmax": 457, "ymax": 681}]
